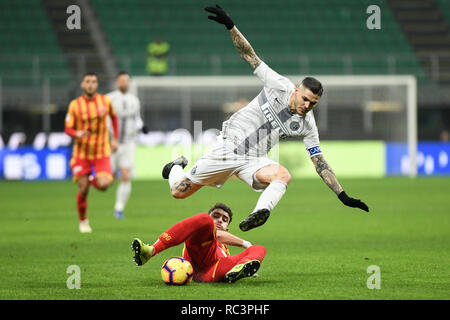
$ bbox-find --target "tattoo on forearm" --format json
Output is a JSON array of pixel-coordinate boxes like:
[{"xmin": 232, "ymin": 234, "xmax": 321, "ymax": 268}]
[
  {"xmin": 312, "ymin": 155, "xmax": 343, "ymax": 195},
  {"xmin": 230, "ymin": 28, "xmax": 261, "ymax": 69}
]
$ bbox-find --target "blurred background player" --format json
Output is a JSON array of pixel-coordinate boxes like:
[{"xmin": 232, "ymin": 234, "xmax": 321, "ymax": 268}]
[
  {"xmin": 65, "ymin": 72, "xmax": 119, "ymax": 233},
  {"xmin": 107, "ymin": 71, "xmax": 149, "ymax": 219},
  {"xmin": 162, "ymin": 5, "xmax": 369, "ymax": 232},
  {"xmin": 132, "ymin": 203, "xmax": 266, "ymax": 283}
]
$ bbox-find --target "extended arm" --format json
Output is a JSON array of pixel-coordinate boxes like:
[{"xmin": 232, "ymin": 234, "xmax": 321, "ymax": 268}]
[
  {"xmin": 311, "ymin": 154, "xmax": 343, "ymax": 195},
  {"xmin": 229, "ymin": 27, "xmax": 261, "ymax": 70},
  {"xmin": 205, "ymin": 5, "xmax": 261, "ymax": 70},
  {"xmin": 311, "ymin": 154, "xmax": 370, "ymax": 212},
  {"xmin": 216, "ymin": 229, "xmax": 252, "ymax": 249}
]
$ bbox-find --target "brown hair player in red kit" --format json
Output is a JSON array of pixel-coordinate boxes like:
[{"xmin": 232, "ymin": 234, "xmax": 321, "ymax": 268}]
[{"xmin": 132, "ymin": 203, "xmax": 267, "ymax": 283}]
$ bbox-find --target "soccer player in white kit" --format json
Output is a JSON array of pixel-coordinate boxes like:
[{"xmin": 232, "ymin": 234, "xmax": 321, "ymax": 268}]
[
  {"xmin": 162, "ymin": 5, "xmax": 369, "ymax": 231},
  {"xmin": 107, "ymin": 71, "xmax": 148, "ymax": 219}
]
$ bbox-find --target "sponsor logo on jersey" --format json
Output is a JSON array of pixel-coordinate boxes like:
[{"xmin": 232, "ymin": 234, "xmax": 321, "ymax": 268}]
[
  {"xmin": 260, "ymin": 102, "xmax": 288, "ymax": 139},
  {"xmin": 161, "ymin": 232, "xmax": 172, "ymax": 241}
]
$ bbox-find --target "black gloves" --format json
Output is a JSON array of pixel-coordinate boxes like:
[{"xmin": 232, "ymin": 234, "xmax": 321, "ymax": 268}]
[
  {"xmin": 205, "ymin": 4, "xmax": 235, "ymax": 30},
  {"xmin": 141, "ymin": 125, "xmax": 149, "ymax": 134},
  {"xmin": 338, "ymin": 191, "xmax": 369, "ymax": 212}
]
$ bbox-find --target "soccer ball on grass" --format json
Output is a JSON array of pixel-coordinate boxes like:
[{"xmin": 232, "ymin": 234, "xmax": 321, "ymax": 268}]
[{"xmin": 161, "ymin": 257, "xmax": 194, "ymax": 285}]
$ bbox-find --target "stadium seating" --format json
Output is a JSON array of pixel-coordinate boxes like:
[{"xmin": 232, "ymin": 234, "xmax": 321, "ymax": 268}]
[
  {"xmin": 436, "ymin": 0, "xmax": 450, "ymax": 24},
  {"xmin": 93, "ymin": 0, "xmax": 426, "ymax": 80},
  {"xmin": 0, "ymin": 0, "xmax": 72, "ymax": 85}
]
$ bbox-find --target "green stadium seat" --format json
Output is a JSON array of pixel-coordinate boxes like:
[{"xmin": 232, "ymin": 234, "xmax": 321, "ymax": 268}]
[
  {"xmin": 89, "ymin": 0, "xmax": 426, "ymax": 78},
  {"xmin": 0, "ymin": 0, "xmax": 71, "ymax": 85}
]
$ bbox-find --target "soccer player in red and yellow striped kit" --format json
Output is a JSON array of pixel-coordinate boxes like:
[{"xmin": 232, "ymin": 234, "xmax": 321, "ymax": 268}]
[{"xmin": 65, "ymin": 72, "xmax": 119, "ymax": 233}]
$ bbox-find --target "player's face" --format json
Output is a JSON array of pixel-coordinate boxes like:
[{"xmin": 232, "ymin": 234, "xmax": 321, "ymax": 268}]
[
  {"xmin": 116, "ymin": 74, "xmax": 130, "ymax": 93},
  {"xmin": 210, "ymin": 208, "xmax": 231, "ymax": 231},
  {"xmin": 291, "ymin": 86, "xmax": 321, "ymax": 116},
  {"xmin": 81, "ymin": 75, "xmax": 98, "ymax": 97}
]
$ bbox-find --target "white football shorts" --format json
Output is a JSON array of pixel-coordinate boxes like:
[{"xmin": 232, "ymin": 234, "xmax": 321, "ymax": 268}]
[{"xmin": 185, "ymin": 139, "xmax": 277, "ymax": 192}]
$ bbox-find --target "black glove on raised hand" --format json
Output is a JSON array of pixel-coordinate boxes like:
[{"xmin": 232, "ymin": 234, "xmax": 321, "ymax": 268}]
[
  {"xmin": 141, "ymin": 124, "xmax": 149, "ymax": 134},
  {"xmin": 338, "ymin": 191, "xmax": 369, "ymax": 212},
  {"xmin": 205, "ymin": 4, "xmax": 235, "ymax": 30}
]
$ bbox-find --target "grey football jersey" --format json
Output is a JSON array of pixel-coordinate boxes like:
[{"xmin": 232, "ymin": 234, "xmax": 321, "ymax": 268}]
[
  {"xmin": 221, "ymin": 61, "xmax": 322, "ymax": 158},
  {"xmin": 107, "ymin": 90, "xmax": 144, "ymax": 144}
]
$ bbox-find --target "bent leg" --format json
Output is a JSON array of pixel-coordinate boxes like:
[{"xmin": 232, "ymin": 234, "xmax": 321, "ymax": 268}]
[
  {"xmin": 76, "ymin": 174, "xmax": 90, "ymax": 221},
  {"xmin": 199, "ymin": 245, "xmax": 267, "ymax": 282},
  {"xmin": 95, "ymin": 174, "xmax": 114, "ymax": 191},
  {"xmin": 152, "ymin": 213, "xmax": 214, "ymax": 255},
  {"xmin": 170, "ymin": 176, "xmax": 203, "ymax": 199},
  {"xmin": 252, "ymin": 164, "xmax": 290, "ymax": 212}
]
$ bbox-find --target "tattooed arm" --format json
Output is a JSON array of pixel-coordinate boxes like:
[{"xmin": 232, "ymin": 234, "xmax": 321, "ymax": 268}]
[
  {"xmin": 229, "ymin": 27, "xmax": 262, "ymax": 70},
  {"xmin": 311, "ymin": 154, "xmax": 343, "ymax": 195},
  {"xmin": 311, "ymin": 154, "xmax": 370, "ymax": 212},
  {"xmin": 205, "ymin": 5, "xmax": 261, "ymax": 69}
]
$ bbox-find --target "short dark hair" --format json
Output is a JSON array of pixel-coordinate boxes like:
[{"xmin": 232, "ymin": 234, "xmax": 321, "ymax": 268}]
[
  {"xmin": 208, "ymin": 203, "xmax": 233, "ymax": 223},
  {"xmin": 301, "ymin": 77, "xmax": 323, "ymax": 96},
  {"xmin": 117, "ymin": 70, "xmax": 130, "ymax": 78},
  {"xmin": 82, "ymin": 72, "xmax": 98, "ymax": 81}
]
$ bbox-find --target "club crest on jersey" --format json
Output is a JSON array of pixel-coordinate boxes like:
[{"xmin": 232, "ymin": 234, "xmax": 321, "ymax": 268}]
[
  {"xmin": 290, "ymin": 121, "xmax": 300, "ymax": 131},
  {"xmin": 97, "ymin": 106, "xmax": 107, "ymax": 117}
]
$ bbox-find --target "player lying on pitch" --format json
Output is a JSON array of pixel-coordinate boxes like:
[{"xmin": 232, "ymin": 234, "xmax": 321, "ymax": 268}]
[
  {"xmin": 162, "ymin": 5, "xmax": 369, "ymax": 232},
  {"xmin": 132, "ymin": 203, "xmax": 266, "ymax": 283}
]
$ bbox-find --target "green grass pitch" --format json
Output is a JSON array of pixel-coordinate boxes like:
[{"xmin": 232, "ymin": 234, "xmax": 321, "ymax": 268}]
[{"xmin": 0, "ymin": 177, "xmax": 449, "ymax": 300}]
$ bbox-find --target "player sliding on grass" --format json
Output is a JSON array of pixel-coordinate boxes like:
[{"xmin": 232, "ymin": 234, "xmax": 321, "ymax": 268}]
[
  {"xmin": 132, "ymin": 203, "xmax": 266, "ymax": 283},
  {"xmin": 162, "ymin": 5, "xmax": 369, "ymax": 232}
]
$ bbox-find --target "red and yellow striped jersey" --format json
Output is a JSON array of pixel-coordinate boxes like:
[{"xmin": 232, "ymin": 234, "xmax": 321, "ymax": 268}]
[{"xmin": 65, "ymin": 93, "xmax": 118, "ymax": 160}]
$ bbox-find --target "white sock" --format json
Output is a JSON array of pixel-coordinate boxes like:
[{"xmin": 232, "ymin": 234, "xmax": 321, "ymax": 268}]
[
  {"xmin": 253, "ymin": 180, "xmax": 287, "ymax": 212},
  {"xmin": 169, "ymin": 165, "xmax": 185, "ymax": 189},
  {"xmin": 115, "ymin": 181, "xmax": 131, "ymax": 212}
]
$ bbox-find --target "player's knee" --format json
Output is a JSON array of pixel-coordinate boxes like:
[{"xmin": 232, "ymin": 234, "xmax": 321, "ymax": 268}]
[
  {"xmin": 275, "ymin": 167, "xmax": 291, "ymax": 185},
  {"xmin": 251, "ymin": 245, "xmax": 267, "ymax": 261},
  {"xmin": 195, "ymin": 212, "xmax": 212, "ymax": 224},
  {"xmin": 171, "ymin": 189, "xmax": 188, "ymax": 199},
  {"xmin": 97, "ymin": 178, "xmax": 113, "ymax": 191},
  {"xmin": 196, "ymin": 213, "xmax": 214, "ymax": 231},
  {"xmin": 120, "ymin": 169, "xmax": 131, "ymax": 182}
]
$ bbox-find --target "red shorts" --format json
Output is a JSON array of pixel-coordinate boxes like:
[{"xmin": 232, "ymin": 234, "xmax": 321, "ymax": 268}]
[{"xmin": 70, "ymin": 157, "xmax": 112, "ymax": 182}]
